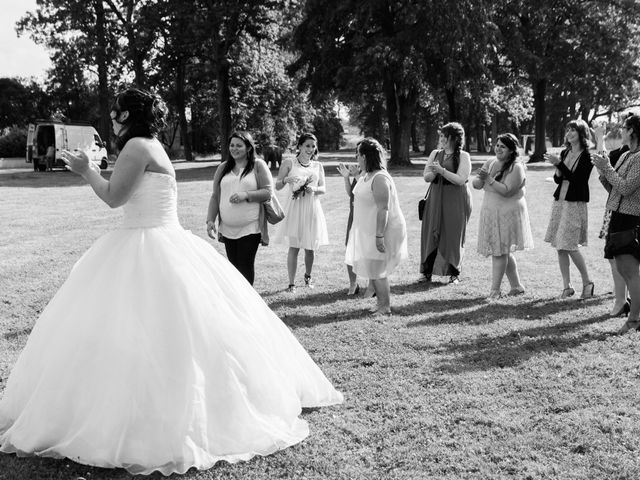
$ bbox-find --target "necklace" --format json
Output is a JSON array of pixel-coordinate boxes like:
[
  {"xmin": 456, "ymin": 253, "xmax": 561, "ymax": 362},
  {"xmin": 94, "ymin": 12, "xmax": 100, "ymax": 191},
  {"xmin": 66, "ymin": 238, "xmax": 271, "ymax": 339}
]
[{"xmin": 298, "ymin": 158, "xmax": 311, "ymax": 167}]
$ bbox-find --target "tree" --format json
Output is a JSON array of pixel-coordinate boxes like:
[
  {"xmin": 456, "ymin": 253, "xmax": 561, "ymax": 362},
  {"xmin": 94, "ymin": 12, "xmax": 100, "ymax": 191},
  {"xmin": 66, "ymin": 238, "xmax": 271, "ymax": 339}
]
[
  {"xmin": 495, "ymin": 0, "xmax": 640, "ymax": 161},
  {"xmin": 0, "ymin": 78, "xmax": 51, "ymax": 128},
  {"xmin": 291, "ymin": 0, "xmax": 496, "ymax": 165}
]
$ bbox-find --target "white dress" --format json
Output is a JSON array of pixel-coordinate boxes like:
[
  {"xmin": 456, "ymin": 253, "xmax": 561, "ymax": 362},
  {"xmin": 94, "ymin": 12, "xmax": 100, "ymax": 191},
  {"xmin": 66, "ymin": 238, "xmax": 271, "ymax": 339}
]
[
  {"xmin": 272, "ymin": 158, "xmax": 329, "ymax": 250},
  {"xmin": 345, "ymin": 170, "xmax": 408, "ymax": 279},
  {"xmin": 0, "ymin": 171, "xmax": 343, "ymax": 476}
]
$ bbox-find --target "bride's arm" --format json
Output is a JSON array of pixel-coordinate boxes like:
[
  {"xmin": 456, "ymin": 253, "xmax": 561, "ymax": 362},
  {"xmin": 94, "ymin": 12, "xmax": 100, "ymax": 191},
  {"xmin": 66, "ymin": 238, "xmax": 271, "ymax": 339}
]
[{"xmin": 63, "ymin": 139, "xmax": 148, "ymax": 208}]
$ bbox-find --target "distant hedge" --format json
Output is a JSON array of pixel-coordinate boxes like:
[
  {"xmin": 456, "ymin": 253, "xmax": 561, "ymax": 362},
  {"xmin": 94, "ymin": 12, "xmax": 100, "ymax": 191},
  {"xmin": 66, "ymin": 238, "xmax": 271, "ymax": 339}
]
[{"xmin": 0, "ymin": 127, "xmax": 27, "ymax": 158}]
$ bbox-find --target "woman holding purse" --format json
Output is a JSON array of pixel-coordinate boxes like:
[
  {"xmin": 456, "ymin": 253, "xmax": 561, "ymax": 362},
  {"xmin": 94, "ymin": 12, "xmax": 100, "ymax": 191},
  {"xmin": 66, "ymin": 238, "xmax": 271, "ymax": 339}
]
[
  {"xmin": 592, "ymin": 113, "xmax": 640, "ymax": 333},
  {"xmin": 206, "ymin": 131, "xmax": 273, "ymax": 285}
]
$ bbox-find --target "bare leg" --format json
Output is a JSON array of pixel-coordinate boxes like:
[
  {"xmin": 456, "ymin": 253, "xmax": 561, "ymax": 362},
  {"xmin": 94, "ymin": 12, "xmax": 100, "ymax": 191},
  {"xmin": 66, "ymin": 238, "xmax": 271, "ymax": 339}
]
[
  {"xmin": 614, "ymin": 255, "xmax": 640, "ymax": 327},
  {"xmin": 609, "ymin": 258, "xmax": 628, "ymax": 314},
  {"xmin": 304, "ymin": 249, "xmax": 314, "ymax": 276},
  {"xmin": 347, "ymin": 264, "xmax": 358, "ymax": 293},
  {"xmin": 287, "ymin": 247, "xmax": 299, "ymax": 285},
  {"xmin": 371, "ymin": 277, "xmax": 391, "ymax": 313},
  {"xmin": 491, "ymin": 255, "xmax": 508, "ymax": 293},
  {"xmin": 557, "ymin": 250, "xmax": 572, "ymax": 289},
  {"xmin": 505, "ymin": 253, "xmax": 524, "ymax": 291},
  {"xmin": 568, "ymin": 249, "xmax": 592, "ymax": 287}
]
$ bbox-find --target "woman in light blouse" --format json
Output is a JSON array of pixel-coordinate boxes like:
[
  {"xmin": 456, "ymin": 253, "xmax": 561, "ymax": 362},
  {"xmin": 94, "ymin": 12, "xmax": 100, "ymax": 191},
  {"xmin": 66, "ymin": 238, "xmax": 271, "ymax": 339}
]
[
  {"xmin": 592, "ymin": 113, "xmax": 640, "ymax": 333},
  {"xmin": 206, "ymin": 131, "xmax": 272, "ymax": 285}
]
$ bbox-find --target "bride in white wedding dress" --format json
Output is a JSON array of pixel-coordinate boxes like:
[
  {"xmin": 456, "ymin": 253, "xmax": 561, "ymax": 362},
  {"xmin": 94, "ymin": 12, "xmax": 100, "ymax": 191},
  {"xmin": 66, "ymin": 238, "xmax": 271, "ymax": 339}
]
[{"xmin": 0, "ymin": 88, "xmax": 343, "ymax": 476}]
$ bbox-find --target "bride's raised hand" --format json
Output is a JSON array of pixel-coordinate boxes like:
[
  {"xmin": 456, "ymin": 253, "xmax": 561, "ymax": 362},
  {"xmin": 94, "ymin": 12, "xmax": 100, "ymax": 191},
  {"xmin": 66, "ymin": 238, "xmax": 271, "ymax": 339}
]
[{"xmin": 61, "ymin": 150, "xmax": 91, "ymax": 176}]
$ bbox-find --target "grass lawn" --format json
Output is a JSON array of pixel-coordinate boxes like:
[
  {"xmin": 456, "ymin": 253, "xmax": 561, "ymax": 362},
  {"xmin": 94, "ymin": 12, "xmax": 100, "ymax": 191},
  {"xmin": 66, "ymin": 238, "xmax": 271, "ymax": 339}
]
[{"xmin": 1, "ymin": 161, "xmax": 640, "ymax": 480}]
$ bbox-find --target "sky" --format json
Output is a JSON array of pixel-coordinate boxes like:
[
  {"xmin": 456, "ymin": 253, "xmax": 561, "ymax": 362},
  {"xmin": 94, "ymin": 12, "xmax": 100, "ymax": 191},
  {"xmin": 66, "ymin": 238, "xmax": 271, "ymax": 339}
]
[{"xmin": 0, "ymin": 0, "xmax": 52, "ymax": 80}]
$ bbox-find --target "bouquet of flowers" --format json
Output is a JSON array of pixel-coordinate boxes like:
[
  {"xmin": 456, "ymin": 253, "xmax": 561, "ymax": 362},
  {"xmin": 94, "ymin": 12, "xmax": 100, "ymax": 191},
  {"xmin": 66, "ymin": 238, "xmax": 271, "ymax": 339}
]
[{"xmin": 291, "ymin": 174, "xmax": 316, "ymax": 199}]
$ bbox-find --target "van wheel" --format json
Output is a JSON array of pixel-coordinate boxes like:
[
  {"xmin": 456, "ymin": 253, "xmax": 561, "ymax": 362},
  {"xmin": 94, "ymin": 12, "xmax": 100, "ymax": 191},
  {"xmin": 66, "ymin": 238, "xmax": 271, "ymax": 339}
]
[{"xmin": 100, "ymin": 158, "xmax": 108, "ymax": 170}]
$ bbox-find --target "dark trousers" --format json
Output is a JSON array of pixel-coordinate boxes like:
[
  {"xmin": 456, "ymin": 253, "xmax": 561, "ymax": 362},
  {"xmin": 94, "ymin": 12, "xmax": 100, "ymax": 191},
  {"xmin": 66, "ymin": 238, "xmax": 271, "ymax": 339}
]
[
  {"xmin": 422, "ymin": 249, "xmax": 459, "ymax": 277},
  {"xmin": 223, "ymin": 233, "xmax": 262, "ymax": 285}
]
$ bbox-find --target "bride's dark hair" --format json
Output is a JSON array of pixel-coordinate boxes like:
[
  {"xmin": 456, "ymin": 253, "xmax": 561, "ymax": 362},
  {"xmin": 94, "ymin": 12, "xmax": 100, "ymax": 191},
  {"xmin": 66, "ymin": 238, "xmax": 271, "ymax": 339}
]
[{"xmin": 111, "ymin": 87, "xmax": 167, "ymax": 150}]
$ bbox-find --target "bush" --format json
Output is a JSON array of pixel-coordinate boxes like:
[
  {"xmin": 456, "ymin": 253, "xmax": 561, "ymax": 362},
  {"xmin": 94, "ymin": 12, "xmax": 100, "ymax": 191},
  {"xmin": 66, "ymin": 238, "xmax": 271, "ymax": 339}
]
[{"xmin": 0, "ymin": 127, "xmax": 27, "ymax": 158}]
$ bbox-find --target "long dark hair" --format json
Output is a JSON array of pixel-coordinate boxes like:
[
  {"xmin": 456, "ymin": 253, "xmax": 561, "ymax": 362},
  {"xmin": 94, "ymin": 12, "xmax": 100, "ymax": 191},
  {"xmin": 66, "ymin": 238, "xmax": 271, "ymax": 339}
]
[
  {"xmin": 440, "ymin": 122, "xmax": 465, "ymax": 171},
  {"xmin": 495, "ymin": 133, "xmax": 521, "ymax": 182},
  {"xmin": 296, "ymin": 132, "xmax": 319, "ymax": 161},
  {"xmin": 220, "ymin": 131, "xmax": 257, "ymax": 179},
  {"xmin": 357, "ymin": 137, "xmax": 386, "ymax": 172},
  {"xmin": 111, "ymin": 87, "xmax": 167, "ymax": 150},
  {"xmin": 563, "ymin": 119, "xmax": 591, "ymax": 151}
]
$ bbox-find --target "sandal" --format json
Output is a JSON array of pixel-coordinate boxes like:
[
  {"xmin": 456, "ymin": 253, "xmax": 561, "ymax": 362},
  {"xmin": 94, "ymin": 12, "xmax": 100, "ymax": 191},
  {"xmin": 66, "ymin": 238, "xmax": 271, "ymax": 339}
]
[
  {"xmin": 347, "ymin": 285, "xmax": 360, "ymax": 296},
  {"xmin": 561, "ymin": 286, "xmax": 575, "ymax": 298},
  {"xmin": 507, "ymin": 287, "xmax": 526, "ymax": 296},
  {"xmin": 304, "ymin": 273, "xmax": 314, "ymax": 289},
  {"xmin": 580, "ymin": 281, "xmax": 595, "ymax": 299}
]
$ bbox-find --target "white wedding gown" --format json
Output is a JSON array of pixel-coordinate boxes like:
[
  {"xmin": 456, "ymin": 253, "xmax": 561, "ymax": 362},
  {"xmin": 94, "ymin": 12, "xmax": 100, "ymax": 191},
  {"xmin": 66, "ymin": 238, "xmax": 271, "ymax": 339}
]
[{"xmin": 0, "ymin": 171, "xmax": 343, "ymax": 476}]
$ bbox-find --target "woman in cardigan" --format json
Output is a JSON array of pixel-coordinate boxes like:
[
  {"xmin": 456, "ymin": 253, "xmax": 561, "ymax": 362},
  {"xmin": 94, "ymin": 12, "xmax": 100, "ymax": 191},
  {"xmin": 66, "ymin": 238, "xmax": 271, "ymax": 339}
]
[
  {"xmin": 543, "ymin": 119, "xmax": 595, "ymax": 299},
  {"xmin": 206, "ymin": 131, "xmax": 273, "ymax": 285},
  {"xmin": 592, "ymin": 113, "xmax": 640, "ymax": 333}
]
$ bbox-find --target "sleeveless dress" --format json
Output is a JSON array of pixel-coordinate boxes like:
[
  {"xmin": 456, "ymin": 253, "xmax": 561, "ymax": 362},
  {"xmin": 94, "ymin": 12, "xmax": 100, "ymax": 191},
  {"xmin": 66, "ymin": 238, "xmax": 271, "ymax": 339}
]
[
  {"xmin": 0, "ymin": 172, "xmax": 343, "ymax": 476},
  {"xmin": 420, "ymin": 150, "xmax": 473, "ymax": 276},
  {"xmin": 273, "ymin": 158, "xmax": 329, "ymax": 250},
  {"xmin": 345, "ymin": 170, "xmax": 408, "ymax": 279},
  {"xmin": 476, "ymin": 160, "xmax": 534, "ymax": 256}
]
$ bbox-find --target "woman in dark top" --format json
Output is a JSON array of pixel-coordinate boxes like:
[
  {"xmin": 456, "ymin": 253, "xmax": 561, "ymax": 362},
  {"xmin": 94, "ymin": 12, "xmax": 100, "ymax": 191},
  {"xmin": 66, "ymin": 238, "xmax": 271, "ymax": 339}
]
[{"xmin": 543, "ymin": 119, "xmax": 595, "ymax": 299}]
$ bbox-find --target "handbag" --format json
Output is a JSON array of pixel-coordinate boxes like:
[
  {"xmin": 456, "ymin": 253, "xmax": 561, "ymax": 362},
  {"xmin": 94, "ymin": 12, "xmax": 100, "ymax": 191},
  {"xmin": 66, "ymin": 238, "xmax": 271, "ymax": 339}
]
[
  {"xmin": 605, "ymin": 227, "xmax": 639, "ymax": 257},
  {"xmin": 263, "ymin": 193, "xmax": 285, "ymax": 224},
  {"xmin": 418, "ymin": 198, "xmax": 426, "ymax": 221}
]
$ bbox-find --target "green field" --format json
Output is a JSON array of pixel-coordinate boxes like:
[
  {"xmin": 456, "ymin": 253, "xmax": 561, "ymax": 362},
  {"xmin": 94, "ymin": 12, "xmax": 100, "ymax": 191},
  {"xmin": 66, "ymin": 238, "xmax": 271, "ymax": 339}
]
[{"xmin": 1, "ymin": 162, "xmax": 639, "ymax": 479}]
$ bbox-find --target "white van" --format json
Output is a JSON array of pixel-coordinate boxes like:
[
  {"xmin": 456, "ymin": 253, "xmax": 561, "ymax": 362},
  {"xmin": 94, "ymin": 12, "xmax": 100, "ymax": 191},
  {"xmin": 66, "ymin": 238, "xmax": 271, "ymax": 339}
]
[{"xmin": 26, "ymin": 121, "xmax": 109, "ymax": 171}]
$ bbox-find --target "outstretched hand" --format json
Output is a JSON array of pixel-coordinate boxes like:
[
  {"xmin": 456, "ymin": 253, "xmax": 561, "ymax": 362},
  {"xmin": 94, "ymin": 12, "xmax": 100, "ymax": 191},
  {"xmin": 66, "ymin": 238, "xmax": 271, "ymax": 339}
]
[
  {"xmin": 337, "ymin": 163, "xmax": 350, "ymax": 178},
  {"xmin": 61, "ymin": 150, "xmax": 92, "ymax": 176}
]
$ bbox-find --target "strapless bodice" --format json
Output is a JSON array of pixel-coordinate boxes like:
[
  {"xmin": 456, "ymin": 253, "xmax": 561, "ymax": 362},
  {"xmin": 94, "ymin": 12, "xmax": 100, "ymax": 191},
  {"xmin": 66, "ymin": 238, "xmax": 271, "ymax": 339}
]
[{"xmin": 122, "ymin": 172, "xmax": 179, "ymax": 228}]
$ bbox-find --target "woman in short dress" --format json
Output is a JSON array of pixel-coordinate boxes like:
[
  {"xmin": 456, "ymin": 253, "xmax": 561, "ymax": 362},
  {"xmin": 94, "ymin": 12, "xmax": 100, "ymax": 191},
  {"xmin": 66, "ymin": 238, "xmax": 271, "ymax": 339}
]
[
  {"xmin": 473, "ymin": 133, "xmax": 533, "ymax": 299},
  {"xmin": 345, "ymin": 137, "xmax": 407, "ymax": 315},
  {"xmin": 274, "ymin": 133, "xmax": 329, "ymax": 292},
  {"xmin": 543, "ymin": 119, "xmax": 595, "ymax": 299}
]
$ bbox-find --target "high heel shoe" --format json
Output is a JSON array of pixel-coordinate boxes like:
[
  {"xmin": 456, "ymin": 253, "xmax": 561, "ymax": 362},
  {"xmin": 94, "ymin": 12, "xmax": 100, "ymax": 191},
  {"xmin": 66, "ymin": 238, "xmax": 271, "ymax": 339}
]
[
  {"xmin": 580, "ymin": 281, "xmax": 595, "ymax": 299},
  {"xmin": 560, "ymin": 286, "xmax": 575, "ymax": 298},
  {"xmin": 611, "ymin": 302, "xmax": 631, "ymax": 317}
]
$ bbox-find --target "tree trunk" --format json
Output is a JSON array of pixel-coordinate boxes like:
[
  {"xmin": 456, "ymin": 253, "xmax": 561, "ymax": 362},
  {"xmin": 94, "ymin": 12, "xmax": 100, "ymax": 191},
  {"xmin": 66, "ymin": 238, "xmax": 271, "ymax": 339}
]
[
  {"xmin": 216, "ymin": 45, "xmax": 232, "ymax": 162},
  {"xmin": 175, "ymin": 62, "xmax": 192, "ymax": 161},
  {"xmin": 94, "ymin": 0, "xmax": 111, "ymax": 152},
  {"xmin": 476, "ymin": 122, "xmax": 487, "ymax": 153},
  {"xmin": 411, "ymin": 118, "xmax": 420, "ymax": 152},
  {"xmin": 423, "ymin": 111, "xmax": 439, "ymax": 153},
  {"xmin": 530, "ymin": 77, "xmax": 547, "ymax": 162},
  {"xmin": 445, "ymin": 87, "xmax": 457, "ymax": 121},
  {"xmin": 382, "ymin": 72, "xmax": 413, "ymax": 166}
]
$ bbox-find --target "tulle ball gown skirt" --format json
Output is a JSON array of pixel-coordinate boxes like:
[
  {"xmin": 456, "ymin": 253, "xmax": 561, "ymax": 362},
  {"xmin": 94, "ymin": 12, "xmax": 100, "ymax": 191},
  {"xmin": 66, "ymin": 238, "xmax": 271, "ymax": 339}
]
[{"xmin": 0, "ymin": 223, "xmax": 343, "ymax": 475}]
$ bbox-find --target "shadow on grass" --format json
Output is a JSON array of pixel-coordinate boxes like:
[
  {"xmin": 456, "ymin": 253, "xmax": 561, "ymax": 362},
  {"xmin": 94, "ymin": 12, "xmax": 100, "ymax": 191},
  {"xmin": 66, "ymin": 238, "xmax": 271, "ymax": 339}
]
[
  {"xmin": 3, "ymin": 327, "xmax": 32, "ymax": 340},
  {"xmin": 402, "ymin": 295, "xmax": 609, "ymax": 326},
  {"xmin": 432, "ymin": 312, "xmax": 615, "ymax": 374},
  {"xmin": 281, "ymin": 308, "xmax": 374, "ymax": 329},
  {"xmin": 263, "ymin": 287, "xmax": 364, "ymax": 310}
]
